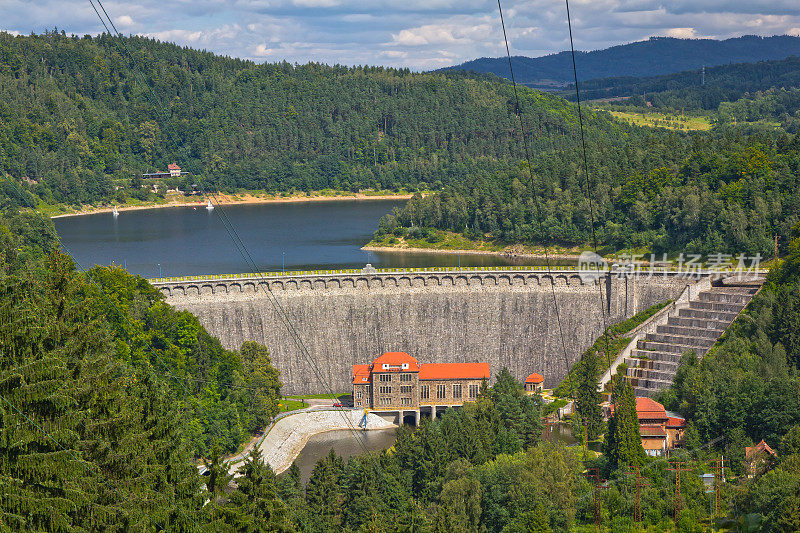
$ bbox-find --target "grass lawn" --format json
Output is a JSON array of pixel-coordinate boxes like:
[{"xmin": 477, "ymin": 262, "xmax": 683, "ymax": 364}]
[
  {"xmin": 607, "ymin": 110, "xmax": 711, "ymax": 131},
  {"xmin": 286, "ymin": 393, "xmax": 350, "ymax": 401},
  {"xmin": 277, "ymin": 399, "xmax": 308, "ymax": 412}
]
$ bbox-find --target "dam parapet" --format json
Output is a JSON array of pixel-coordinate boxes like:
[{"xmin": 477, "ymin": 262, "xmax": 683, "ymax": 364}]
[{"xmin": 152, "ymin": 267, "xmax": 712, "ymax": 395}]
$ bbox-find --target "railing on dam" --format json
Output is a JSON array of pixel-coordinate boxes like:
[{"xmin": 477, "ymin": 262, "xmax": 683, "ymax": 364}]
[
  {"xmin": 147, "ymin": 264, "xmax": 755, "ymax": 285},
  {"xmin": 148, "ymin": 264, "xmax": 766, "ymax": 299}
]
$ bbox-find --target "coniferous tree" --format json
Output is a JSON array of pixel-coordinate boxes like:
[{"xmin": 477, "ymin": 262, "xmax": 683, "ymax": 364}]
[
  {"xmin": 575, "ymin": 349, "xmax": 604, "ymax": 441},
  {"xmin": 605, "ymin": 370, "xmax": 646, "ymax": 471}
]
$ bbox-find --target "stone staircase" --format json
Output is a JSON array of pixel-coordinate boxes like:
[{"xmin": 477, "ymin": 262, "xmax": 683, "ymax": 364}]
[{"xmin": 625, "ymin": 283, "xmax": 761, "ymax": 397}]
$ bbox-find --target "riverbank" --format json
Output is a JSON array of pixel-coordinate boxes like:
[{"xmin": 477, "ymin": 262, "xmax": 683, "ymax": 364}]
[
  {"xmin": 362, "ymin": 244, "xmax": 584, "ymax": 262},
  {"xmin": 48, "ymin": 191, "xmax": 414, "ymax": 219},
  {"xmin": 363, "ymin": 233, "xmax": 589, "ymax": 262}
]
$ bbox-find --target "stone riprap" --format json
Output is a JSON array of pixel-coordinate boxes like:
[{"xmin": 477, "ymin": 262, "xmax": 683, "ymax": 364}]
[
  {"xmin": 154, "ymin": 269, "xmax": 696, "ymax": 394},
  {"xmin": 254, "ymin": 409, "xmax": 394, "ymax": 475}
]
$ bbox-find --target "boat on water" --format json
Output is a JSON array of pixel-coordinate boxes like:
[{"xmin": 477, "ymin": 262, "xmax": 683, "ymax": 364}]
[
  {"xmin": 112, "ymin": 205, "xmax": 119, "ymax": 217},
  {"xmin": 206, "ymin": 199, "xmax": 214, "ymax": 210}
]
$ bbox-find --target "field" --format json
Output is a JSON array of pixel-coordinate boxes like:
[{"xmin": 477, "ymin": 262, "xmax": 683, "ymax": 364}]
[{"xmin": 606, "ymin": 109, "xmax": 712, "ymax": 131}]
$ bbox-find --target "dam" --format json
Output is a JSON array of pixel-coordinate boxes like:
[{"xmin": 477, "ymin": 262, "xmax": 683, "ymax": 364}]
[{"xmin": 152, "ymin": 267, "xmax": 699, "ymax": 394}]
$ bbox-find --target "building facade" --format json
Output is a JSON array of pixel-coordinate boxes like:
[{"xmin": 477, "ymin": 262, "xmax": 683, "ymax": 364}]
[
  {"xmin": 524, "ymin": 372, "xmax": 544, "ymax": 393},
  {"xmin": 353, "ymin": 352, "xmax": 489, "ymax": 423}
]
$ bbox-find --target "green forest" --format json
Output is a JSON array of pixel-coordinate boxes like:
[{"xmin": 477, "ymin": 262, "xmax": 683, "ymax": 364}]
[
  {"xmin": 569, "ymin": 55, "xmax": 800, "ymax": 108},
  {"xmin": 373, "ymin": 132, "xmax": 800, "ymax": 256},
  {"xmin": 1, "ymin": 30, "xmax": 639, "ymax": 208},
  {"xmin": 4, "ymin": 199, "xmax": 800, "ymax": 529}
]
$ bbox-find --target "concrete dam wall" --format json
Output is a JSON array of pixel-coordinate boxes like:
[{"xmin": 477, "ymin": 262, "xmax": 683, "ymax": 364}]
[{"xmin": 154, "ymin": 269, "xmax": 695, "ymax": 394}]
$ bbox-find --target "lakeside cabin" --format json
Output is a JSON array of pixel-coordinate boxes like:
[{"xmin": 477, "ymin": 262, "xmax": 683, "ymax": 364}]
[
  {"xmin": 142, "ymin": 163, "xmax": 181, "ymax": 179},
  {"xmin": 353, "ymin": 351, "xmax": 489, "ymax": 425}
]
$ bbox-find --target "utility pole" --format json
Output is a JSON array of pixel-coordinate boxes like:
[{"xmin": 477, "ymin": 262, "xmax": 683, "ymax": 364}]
[
  {"xmin": 668, "ymin": 461, "xmax": 690, "ymax": 522},
  {"xmin": 586, "ymin": 468, "xmax": 607, "ymax": 532},
  {"xmin": 630, "ymin": 465, "xmax": 650, "ymax": 523}
]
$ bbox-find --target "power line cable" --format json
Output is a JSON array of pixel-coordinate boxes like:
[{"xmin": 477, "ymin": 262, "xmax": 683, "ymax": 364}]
[
  {"xmin": 87, "ymin": 0, "xmax": 387, "ymax": 479},
  {"xmin": 564, "ymin": 0, "xmax": 614, "ymax": 379},
  {"xmin": 495, "ymin": 0, "xmax": 580, "ymax": 406}
]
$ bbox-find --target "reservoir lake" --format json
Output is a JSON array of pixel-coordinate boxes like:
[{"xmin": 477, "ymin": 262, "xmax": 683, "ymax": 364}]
[
  {"xmin": 53, "ymin": 199, "xmax": 521, "ymax": 278},
  {"xmin": 54, "ymin": 199, "xmax": 576, "ymax": 468}
]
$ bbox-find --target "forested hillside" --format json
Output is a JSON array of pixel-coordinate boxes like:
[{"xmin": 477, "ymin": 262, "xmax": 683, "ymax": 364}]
[
  {"xmin": 373, "ymin": 132, "xmax": 800, "ymax": 256},
  {"xmin": 0, "ymin": 30, "xmax": 654, "ymax": 208},
  {"xmin": 572, "ymin": 55, "xmax": 800, "ymax": 108},
  {"xmin": 441, "ymin": 35, "xmax": 800, "ymax": 86},
  {"xmin": 0, "ymin": 204, "xmax": 282, "ymax": 459}
]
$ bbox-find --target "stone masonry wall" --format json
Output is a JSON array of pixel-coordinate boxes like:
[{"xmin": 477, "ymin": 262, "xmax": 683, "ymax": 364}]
[{"xmin": 156, "ymin": 271, "xmax": 693, "ymax": 394}]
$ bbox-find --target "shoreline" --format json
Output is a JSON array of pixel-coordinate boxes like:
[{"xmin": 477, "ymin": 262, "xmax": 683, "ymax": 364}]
[
  {"xmin": 49, "ymin": 192, "xmax": 412, "ymax": 219},
  {"xmin": 361, "ymin": 244, "xmax": 583, "ymax": 261}
]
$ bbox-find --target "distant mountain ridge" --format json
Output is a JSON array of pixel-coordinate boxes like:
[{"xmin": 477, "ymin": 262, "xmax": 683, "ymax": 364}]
[
  {"xmin": 562, "ymin": 55, "xmax": 800, "ymax": 107},
  {"xmin": 440, "ymin": 35, "xmax": 800, "ymax": 87}
]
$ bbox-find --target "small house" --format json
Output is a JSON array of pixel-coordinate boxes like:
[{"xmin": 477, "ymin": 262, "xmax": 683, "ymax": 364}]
[{"xmin": 524, "ymin": 373, "xmax": 544, "ymax": 393}]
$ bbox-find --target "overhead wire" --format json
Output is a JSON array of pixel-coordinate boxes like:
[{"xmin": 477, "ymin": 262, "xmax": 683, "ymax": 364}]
[
  {"xmin": 87, "ymin": 0, "xmax": 387, "ymax": 481},
  {"xmin": 495, "ymin": 0, "xmax": 580, "ymax": 406},
  {"xmin": 564, "ymin": 0, "xmax": 615, "ymax": 379}
]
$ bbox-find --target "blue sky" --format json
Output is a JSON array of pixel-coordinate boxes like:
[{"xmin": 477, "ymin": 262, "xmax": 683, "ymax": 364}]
[{"xmin": 3, "ymin": 0, "xmax": 800, "ymax": 69}]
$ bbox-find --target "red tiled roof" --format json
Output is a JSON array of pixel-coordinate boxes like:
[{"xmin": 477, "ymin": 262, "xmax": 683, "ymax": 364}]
[
  {"xmin": 666, "ymin": 416, "xmax": 686, "ymax": 428},
  {"xmin": 639, "ymin": 425, "xmax": 667, "ymax": 437},
  {"xmin": 746, "ymin": 439, "xmax": 776, "ymax": 458},
  {"xmin": 525, "ymin": 373, "xmax": 544, "ymax": 384},
  {"xmin": 352, "ymin": 364, "xmax": 370, "ymax": 384},
  {"xmin": 168, "ymin": 163, "xmax": 180, "ymax": 170},
  {"xmin": 371, "ymin": 352, "xmax": 421, "ymax": 372},
  {"xmin": 419, "ymin": 363, "xmax": 490, "ymax": 381},
  {"xmin": 636, "ymin": 397, "xmax": 668, "ymax": 421}
]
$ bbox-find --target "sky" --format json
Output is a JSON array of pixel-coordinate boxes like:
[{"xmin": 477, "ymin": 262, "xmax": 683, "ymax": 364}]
[{"xmin": 3, "ymin": 0, "xmax": 800, "ymax": 70}]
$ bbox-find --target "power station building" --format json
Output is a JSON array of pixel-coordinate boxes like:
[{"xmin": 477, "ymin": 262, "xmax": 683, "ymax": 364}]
[{"xmin": 352, "ymin": 352, "xmax": 489, "ymax": 424}]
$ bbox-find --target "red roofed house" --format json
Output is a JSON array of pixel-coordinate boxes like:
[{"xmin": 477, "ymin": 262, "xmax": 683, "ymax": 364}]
[
  {"xmin": 524, "ymin": 373, "xmax": 544, "ymax": 393},
  {"xmin": 168, "ymin": 163, "xmax": 181, "ymax": 178},
  {"xmin": 745, "ymin": 440, "xmax": 777, "ymax": 477},
  {"xmin": 607, "ymin": 397, "xmax": 687, "ymax": 456},
  {"xmin": 352, "ymin": 352, "xmax": 489, "ymax": 424}
]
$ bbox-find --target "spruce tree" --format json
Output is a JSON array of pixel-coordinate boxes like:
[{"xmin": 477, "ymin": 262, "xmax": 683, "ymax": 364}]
[
  {"xmin": 605, "ymin": 370, "xmax": 646, "ymax": 471},
  {"xmin": 575, "ymin": 349, "xmax": 604, "ymax": 442}
]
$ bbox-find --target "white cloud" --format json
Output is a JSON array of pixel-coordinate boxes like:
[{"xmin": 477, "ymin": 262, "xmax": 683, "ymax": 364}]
[
  {"xmin": 117, "ymin": 15, "xmax": 135, "ymax": 28},
  {"xmin": 3, "ymin": 0, "xmax": 800, "ymax": 69},
  {"xmin": 664, "ymin": 27, "xmax": 698, "ymax": 38}
]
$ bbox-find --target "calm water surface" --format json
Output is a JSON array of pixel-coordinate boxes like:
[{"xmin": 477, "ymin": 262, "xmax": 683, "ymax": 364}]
[
  {"xmin": 292, "ymin": 428, "xmax": 397, "ymax": 484},
  {"xmin": 53, "ymin": 200, "xmax": 523, "ymax": 278}
]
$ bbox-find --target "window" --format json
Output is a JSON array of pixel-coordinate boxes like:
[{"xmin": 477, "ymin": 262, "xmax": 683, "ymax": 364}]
[
  {"xmin": 355, "ymin": 400, "xmax": 361, "ymax": 407},
  {"xmin": 401, "ymin": 397, "xmax": 412, "ymax": 406},
  {"xmin": 453, "ymin": 384, "xmax": 462, "ymax": 399},
  {"xmin": 420, "ymin": 385, "xmax": 429, "ymax": 399},
  {"xmin": 400, "ymin": 373, "xmax": 412, "ymax": 382},
  {"xmin": 400, "ymin": 385, "xmax": 412, "ymax": 394},
  {"xmin": 379, "ymin": 386, "xmax": 392, "ymax": 394},
  {"xmin": 437, "ymin": 384, "xmax": 446, "ymax": 399},
  {"xmin": 379, "ymin": 374, "xmax": 392, "ymax": 382},
  {"xmin": 356, "ymin": 390, "xmax": 362, "ymax": 399},
  {"xmin": 469, "ymin": 384, "xmax": 479, "ymax": 398},
  {"xmin": 379, "ymin": 397, "xmax": 391, "ymax": 406}
]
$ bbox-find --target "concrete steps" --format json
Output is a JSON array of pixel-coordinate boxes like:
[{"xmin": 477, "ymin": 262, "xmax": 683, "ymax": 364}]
[{"xmin": 626, "ymin": 283, "xmax": 761, "ymax": 397}]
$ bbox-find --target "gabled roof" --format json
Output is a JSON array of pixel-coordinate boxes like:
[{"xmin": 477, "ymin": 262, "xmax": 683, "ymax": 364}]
[
  {"xmin": 352, "ymin": 364, "xmax": 371, "ymax": 384},
  {"xmin": 635, "ymin": 397, "xmax": 668, "ymax": 421},
  {"xmin": 372, "ymin": 352, "xmax": 421, "ymax": 372},
  {"xmin": 419, "ymin": 363, "xmax": 490, "ymax": 381},
  {"xmin": 666, "ymin": 416, "xmax": 686, "ymax": 428},
  {"xmin": 168, "ymin": 163, "xmax": 180, "ymax": 170},
  {"xmin": 746, "ymin": 439, "xmax": 776, "ymax": 458},
  {"xmin": 525, "ymin": 373, "xmax": 544, "ymax": 384}
]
